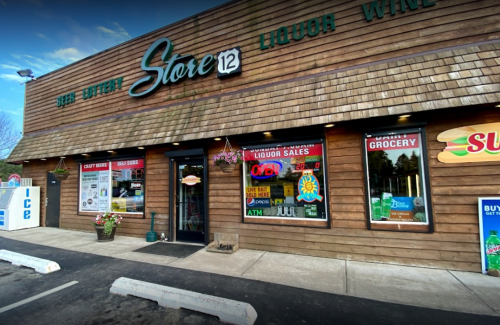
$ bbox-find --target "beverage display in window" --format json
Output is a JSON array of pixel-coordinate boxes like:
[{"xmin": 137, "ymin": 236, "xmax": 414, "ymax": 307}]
[
  {"xmin": 365, "ymin": 132, "xmax": 428, "ymax": 224},
  {"xmin": 243, "ymin": 142, "xmax": 327, "ymax": 220},
  {"xmin": 79, "ymin": 159, "xmax": 144, "ymax": 214},
  {"xmin": 111, "ymin": 159, "xmax": 144, "ymax": 213}
]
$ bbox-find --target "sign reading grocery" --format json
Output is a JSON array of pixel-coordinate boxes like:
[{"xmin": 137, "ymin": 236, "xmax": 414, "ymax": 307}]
[
  {"xmin": 437, "ymin": 123, "xmax": 500, "ymax": 163},
  {"xmin": 366, "ymin": 134, "xmax": 419, "ymax": 151}
]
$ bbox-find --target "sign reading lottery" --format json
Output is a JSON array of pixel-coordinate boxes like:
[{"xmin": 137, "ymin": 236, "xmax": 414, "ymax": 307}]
[{"xmin": 366, "ymin": 134, "xmax": 419, "ymax": 151}]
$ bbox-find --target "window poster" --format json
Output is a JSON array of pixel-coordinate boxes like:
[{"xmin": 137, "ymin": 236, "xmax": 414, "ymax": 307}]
[
  {"xmin": 365, "ymin": 132, "xmax": 429, "ymax": 225},
  {"xmin": 80, "ymin": 162, "xmax": 110, "ymax": 211},
  {"xmin": 243, "ymin": 142, "xmax": 327, "ymax": 220}
]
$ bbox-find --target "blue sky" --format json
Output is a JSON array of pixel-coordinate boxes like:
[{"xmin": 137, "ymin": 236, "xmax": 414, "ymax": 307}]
[{"xmin": 0, "ymin": 0, "xmax": 231, "ymax": 138}]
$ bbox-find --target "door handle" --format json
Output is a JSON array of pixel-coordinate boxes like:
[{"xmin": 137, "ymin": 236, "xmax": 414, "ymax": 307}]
[{"xmin": 45, "ymin": 198, "xmax": 48, "ymax": 207}]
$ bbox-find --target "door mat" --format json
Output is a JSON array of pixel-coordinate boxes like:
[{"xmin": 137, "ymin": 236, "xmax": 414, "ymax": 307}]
[{"xmin": 133, "ymin": 242, "xmax": 205, "ymax": 258}]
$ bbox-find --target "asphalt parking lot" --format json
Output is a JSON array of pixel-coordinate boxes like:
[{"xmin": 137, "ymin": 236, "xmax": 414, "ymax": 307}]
[{"xmin": 1, "ymin": 237, "xmax": 499, "ymax": 325}]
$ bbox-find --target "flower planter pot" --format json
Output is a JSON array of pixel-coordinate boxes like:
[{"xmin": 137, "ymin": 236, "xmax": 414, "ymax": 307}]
[
  {"xmin": 218, "ymin": 162, "xmax": 236, "ymax": 173},
  {"xmin": 53, "ymin": 172, "xmax": 69, "ymax": 181},
  {"xmin": 94, "ymin": 225, "xmax": 117, "ymax": 242}
]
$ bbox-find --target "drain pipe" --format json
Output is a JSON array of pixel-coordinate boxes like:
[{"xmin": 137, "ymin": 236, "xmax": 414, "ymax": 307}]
[{"xmin": 146, "ymin": 211, "xmax": 158, "ymax": 242}]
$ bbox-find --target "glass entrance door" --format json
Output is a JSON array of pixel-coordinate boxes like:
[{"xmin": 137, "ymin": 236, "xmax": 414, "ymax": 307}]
[{"xmin": 176, "ymin": 160, "xmax": 205, "ymax": 242}]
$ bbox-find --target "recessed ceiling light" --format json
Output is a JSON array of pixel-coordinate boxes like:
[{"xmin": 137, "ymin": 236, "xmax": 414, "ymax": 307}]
[
  {"xmin": 214, "ymin": 138, "xmax": 221, "ymax": 141},
  {"xmin": 24, "ymin": 160, "xmax": 29, "ymax": 163},
  {"xmin": 263, "ymin": 132, "xmax": 271, "ymax": 135},
  {"xmin": 399, "ymin": 114, "xmax": 411, "ymax": 118},
  {"xmin": 138, "ymin": 147, "xmax": 145, "ymax": 150},
  {"xmin": 60, "ymin": 156, "xmax": 66, "ymax": 159},
  {"xmin": 82, "ymin": 153, "xmax": 89, "ymax": 156},
  {"xmin": 496, "ymin": 104, "xmax": 500, "ymax": 108},
  {"xmin": 41, "ymin": 158, "xmax": 46, "ymax": 161},
  {"xmin": 325, "ymin": 124, "xmax": 334, "ymax": 128},
  {"xmin": 107, "ymin": 150, "xmax": 114, "ymax": 153},
  {"xmin": 173, "ymin": 142, "xmax": 180, "ymax": 146}
]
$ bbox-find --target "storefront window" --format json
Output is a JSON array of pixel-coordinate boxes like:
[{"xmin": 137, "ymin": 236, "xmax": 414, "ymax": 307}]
[
  {"xmin": 365, "ymin": 130, "xmax": 429, "ymax": 228},
  {"xmin": 243, "ymin": 141, "xmax": 327, "ymax": 223},
  {"xmin": 79, "ymin": 159, "xmax": 144, "ymax": 214}
]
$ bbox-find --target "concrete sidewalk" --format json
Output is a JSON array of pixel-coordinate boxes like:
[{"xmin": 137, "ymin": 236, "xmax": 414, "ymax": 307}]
[{"xmin": 1, "ymin": 227, "xmax": 499, "ymax": 317}]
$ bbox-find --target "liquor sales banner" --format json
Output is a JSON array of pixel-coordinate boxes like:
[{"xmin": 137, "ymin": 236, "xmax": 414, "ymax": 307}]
[{"xmin": 478, "ymin": 198, "xmax": 500, "ymax": 274}]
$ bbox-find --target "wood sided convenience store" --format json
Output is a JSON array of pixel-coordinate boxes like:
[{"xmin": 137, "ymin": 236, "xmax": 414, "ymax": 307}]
[{"xmin": 7, "ymin": 0, "xmax": 500, "ymax": 272}]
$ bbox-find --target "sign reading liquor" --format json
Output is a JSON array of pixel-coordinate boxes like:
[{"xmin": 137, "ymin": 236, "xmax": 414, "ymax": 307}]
[
  {"xmin": 437, "ymin": 123, "xmax": 500, "ymax": 163},
  {"xmin": 244, "ymin": 143, "xmax": 323, "ymax": 160},
  {"xmin": 129, "ymin": 38, "xmax": 242, "ymax": 97}
]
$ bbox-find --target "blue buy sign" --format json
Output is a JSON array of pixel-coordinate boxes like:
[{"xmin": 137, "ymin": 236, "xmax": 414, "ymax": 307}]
[{"xmin": 478, "ymin": 198, "xmax": 500, "ymax": 273}]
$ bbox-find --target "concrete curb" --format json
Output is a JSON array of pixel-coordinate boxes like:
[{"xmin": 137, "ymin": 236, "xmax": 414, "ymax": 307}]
[
  {"xmin": 0, "ymin": 249, "xmax": 61, "ymax": 274},
  {"xmin": 110, "ymin": 277, "xmax": 257, "ymax": 325}
]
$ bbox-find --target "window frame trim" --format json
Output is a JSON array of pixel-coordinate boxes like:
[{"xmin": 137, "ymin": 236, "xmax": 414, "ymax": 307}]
[
  {"xmin": 77, "ymin": 156, "xmax": 146, "ymax": 218},
  {"xmin": 362, "ymin": 126, "xmax": 434, "ymax": 233},
  {"xmin": 241, "ymin": 138, "xmax": 330, "ymax": 228}
]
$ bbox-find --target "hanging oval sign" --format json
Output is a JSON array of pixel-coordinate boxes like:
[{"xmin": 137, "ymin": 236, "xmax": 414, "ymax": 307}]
[{"xmin": 182, "ymin": 175, "xmax": 201, "ymax": 186}]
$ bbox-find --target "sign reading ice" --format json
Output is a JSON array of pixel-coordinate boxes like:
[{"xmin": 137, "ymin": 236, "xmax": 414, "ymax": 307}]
[{"xmin": 216, "ymin": 47, "xmax": 242, "ymax": 78}]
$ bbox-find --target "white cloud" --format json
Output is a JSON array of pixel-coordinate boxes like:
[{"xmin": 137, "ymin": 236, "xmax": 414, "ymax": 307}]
[
  {"xmin": 2, "ymin": 108, "xmax": 23, "ymax": 116},
  {"xmin": 0, "ymin": 74, "xmax": 25, "ymax": 83},
  {"xmin": 96, "ymin": 22, "xmax": 131, "ymax": 43},
  {"xmin": 46, "ymin": 47, "xmax": 88, "ymax": 63},
  {"xmin": 1, "ymin": 64, "xmax": 20, "ymax": 70},
  {"xmin": 35, "ymin": 32, "xmax": 50, "ymax": 41}
]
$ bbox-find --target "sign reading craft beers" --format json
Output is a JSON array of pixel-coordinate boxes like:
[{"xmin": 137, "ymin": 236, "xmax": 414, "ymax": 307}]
[
  {"xmin": 366, "ymin": 134, "xmax": 419, "ymax": 151},
  {"xmin": 437, "ymin": 123, "xmax": 500, "ymax": 163}
]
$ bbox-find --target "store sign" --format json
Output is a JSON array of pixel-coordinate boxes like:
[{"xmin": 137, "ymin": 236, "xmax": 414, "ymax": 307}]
[
  {"xmin": 245, "ymin": 186, "xmax": 271, "ymax": 198},
  {"xmin": 250, "ymin": 161, "xmax": 282, "ymax": 179},
  {"xmin": 260, "ymin": 13, "xmax": 335, "ymax": 50},
  {"xmin": 7, "ymin": 174, "xmax": 21, "ymax": 187},
  {"xmin": 296, "ymin": 170, "xmax": 323, "ymax": 203},
  {"xmin": 182, "ymin": 175, "xmax": 201, "ymax": 186},
  {"xmin": 478, "ymin": 198, "xmax": 500, "ymax": 274},
  {"xmin": 56, "ymin": 76, "xmax": 124, "ymax": 107},
  {"xmin": 129, "ymin": 38, "xmax": 243, "ymax": 97},
  {"xmin": 244, "ymin": 143, "xmax": 323, "ymax": 160},
  {"xmin": 362, "ymin": 0, "xmax": 436, "ymax": 22},
  {"xmin": 247, "ymin": 209, "xmax": 263, "ymax": 216},
  {"xmin": 366, "ymin": 134, "xmax": 419, "ymax": 151},
  {"xmin": 437, "ymin": 123, "xmax": 500, "ymax": 163},
  {"xmin": 246, "ymin": 198, "xmax": 271, "ymax": 208}
]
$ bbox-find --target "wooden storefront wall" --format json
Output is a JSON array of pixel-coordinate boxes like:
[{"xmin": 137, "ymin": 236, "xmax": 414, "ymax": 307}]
[{"xmin": 8, "ymin": 0, "xmax": 500, "ymax": 272}]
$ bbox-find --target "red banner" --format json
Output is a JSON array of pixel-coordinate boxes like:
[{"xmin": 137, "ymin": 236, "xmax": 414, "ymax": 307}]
[
  {"xmin": 112, "ymin": 159, "xmax": 144, "ymax": 170},
  {"xmin": 366, "ymin": 134, "xmax": 419, "ymax": 151},
  {"xmin": 81, "ymin": 162, "xmax": 109, "ymax": 172},
  {"xmin": 244, "ymin": 143, "xmax": 323, "ymax": 160}
]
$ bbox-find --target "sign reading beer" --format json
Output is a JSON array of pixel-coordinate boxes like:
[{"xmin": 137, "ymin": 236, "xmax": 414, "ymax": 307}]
[{"xmin": 437, "ymin": 123, "xmax": 500, "ymax": 163}]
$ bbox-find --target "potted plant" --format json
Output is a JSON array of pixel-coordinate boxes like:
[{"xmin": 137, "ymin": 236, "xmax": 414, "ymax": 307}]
[
  {"xmin": 91, "ymin": 211, "xmax": 123, "ymax": 242},
  {"xmin": 51, "ymin": 158, "xmax": 70, "ymax": 180},
  {"xmin": 213, "ymin": 149, "xmax": 244, "ymax": 173},
  {"xmin": 51, "ymin": 167, "xmax": 70, "ymax": 180},
  {"xmin": 213, "ymin": 138, "xmax": 244, "ymax": 173}
]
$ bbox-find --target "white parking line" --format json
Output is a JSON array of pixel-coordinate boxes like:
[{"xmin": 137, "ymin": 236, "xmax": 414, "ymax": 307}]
[{"xmin": 0, "ymin": 281, "xmax": 78, "ymax": 314}]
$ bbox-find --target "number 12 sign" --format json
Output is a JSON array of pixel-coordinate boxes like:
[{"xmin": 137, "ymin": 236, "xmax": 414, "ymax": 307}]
[{"xmin": 217, "ymin": 46, "xmax": 242, "ymax": 78}]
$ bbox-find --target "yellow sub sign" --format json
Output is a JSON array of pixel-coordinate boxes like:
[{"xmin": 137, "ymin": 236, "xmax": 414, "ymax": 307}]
[{"xmin": 437, "ymin": 122, "xmax": 500, "ymax": 163}]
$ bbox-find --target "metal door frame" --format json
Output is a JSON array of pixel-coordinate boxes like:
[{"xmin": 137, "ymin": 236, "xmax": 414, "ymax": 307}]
[{"xmin": 166, "ymin": 148, "xmax": 208, "ymax": 244}]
